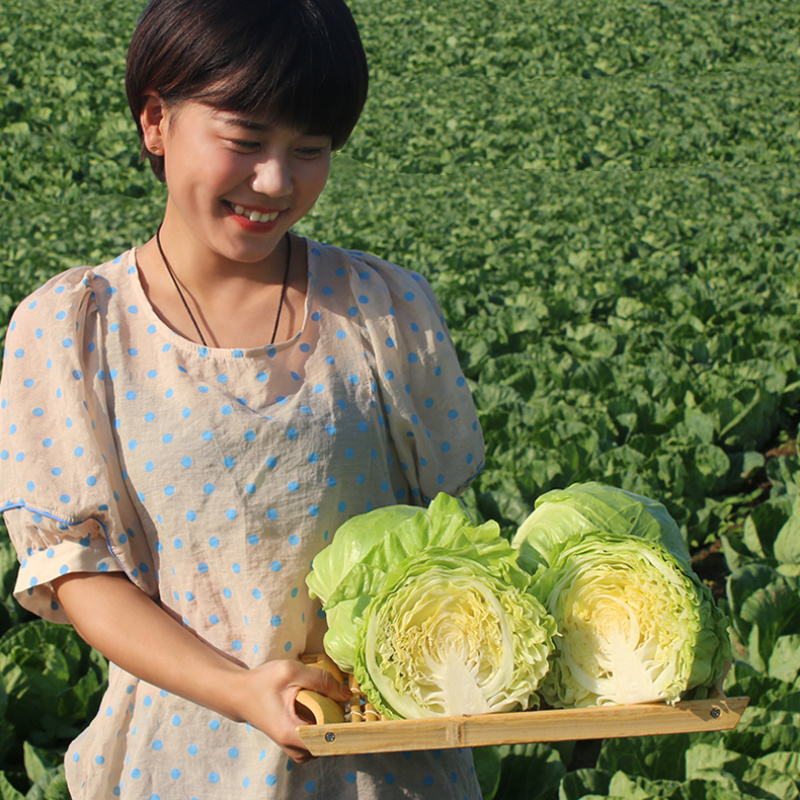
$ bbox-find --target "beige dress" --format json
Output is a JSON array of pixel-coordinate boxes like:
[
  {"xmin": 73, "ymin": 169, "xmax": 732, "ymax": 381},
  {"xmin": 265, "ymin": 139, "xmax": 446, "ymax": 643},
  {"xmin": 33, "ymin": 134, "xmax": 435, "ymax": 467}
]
[{"xmin": 0, "ymin": 239, "xmax": 485, "ymax": 799}]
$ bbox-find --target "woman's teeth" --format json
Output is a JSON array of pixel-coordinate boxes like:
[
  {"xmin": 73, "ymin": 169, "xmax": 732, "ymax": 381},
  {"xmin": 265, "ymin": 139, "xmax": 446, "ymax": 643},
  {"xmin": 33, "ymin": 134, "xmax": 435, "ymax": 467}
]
[{"xmin": 232, "ymin": 204, "xmax": 279, "ymax": 223}]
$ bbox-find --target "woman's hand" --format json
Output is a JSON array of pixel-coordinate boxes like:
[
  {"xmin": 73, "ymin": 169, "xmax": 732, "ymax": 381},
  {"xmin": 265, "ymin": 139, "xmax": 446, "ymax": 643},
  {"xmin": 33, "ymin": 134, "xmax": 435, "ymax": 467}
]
[
  {"xmin": 231, "ymin": 659, "xmax": 351, "ymax": 763},
  {"xmin": 53, "ymin": 572, "xmax": 349, "ymax": 763}
]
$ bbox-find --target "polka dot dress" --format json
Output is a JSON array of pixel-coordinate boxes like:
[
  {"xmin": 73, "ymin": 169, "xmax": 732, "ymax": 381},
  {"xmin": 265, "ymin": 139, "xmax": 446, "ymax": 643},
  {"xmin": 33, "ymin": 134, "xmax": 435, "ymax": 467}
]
[{"xmin": 0, "ymin": 239, "xmax": 485, "ymax": 800}]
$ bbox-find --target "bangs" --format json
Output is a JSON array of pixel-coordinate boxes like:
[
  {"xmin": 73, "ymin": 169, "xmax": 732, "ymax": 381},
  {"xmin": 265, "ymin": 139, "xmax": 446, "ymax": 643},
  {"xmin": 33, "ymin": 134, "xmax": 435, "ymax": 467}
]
[{"xmin": 195, "ymin": 20, "xmax": 364, "ymax": 148}]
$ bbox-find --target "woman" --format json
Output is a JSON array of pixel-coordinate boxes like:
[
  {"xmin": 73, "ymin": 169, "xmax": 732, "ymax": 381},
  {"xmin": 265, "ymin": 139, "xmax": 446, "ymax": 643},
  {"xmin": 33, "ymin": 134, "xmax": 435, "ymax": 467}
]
[{"xmin": 0, "ymin": 0, "xmax": 485, "ymax": 797}]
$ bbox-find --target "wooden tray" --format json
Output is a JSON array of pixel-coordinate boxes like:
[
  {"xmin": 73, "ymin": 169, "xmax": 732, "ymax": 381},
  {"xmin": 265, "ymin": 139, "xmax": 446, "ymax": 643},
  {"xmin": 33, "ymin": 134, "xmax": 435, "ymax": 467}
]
[{"xmin": 297, "ymin": 694, "xmax": 749, "ymax": 757}]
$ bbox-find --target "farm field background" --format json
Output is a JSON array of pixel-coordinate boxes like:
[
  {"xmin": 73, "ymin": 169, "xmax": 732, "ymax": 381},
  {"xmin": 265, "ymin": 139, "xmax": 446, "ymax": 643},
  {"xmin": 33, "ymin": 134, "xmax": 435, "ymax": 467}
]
[{"xmin": 1, "ymin": 0, "xmax": 800, "ymax": 798}]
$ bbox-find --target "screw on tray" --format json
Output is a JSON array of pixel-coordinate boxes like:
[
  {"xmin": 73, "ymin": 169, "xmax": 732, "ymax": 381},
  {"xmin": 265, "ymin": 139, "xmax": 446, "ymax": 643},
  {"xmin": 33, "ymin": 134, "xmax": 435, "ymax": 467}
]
[{"xmin": 710, "ymin": 706, "xmax": 721, "ymax": 719}]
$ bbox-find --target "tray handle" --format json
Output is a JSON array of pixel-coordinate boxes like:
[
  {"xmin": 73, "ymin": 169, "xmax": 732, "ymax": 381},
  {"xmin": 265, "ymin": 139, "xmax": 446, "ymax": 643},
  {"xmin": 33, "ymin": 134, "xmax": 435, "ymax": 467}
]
[{"xmin": 295, "ymin": 654, "xmax": 348, "ymax": 724}]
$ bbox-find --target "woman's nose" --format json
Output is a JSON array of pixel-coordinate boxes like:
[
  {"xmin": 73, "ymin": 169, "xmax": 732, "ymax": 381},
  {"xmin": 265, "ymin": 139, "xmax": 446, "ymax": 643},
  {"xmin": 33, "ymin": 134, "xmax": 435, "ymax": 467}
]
[{"xmin": 251, "ymin": 155, "xmax": 293, "ymax": 197}]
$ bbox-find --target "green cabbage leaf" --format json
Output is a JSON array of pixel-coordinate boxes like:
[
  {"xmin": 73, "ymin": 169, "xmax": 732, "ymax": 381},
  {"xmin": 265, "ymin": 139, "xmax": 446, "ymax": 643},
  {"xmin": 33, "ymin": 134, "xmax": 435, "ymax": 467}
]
[{"xmin": 512, "ymin": 481, "xmax": 691, "ymax": 575}]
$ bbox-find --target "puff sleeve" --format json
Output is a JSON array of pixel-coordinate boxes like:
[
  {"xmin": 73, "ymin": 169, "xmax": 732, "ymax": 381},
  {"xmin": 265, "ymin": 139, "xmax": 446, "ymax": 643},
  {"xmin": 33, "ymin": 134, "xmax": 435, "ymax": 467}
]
[
  {"xmin": 0, "ymin": 267, "xmax": 155, "ymax": 623},
  {"xmin": 350, "ymin": 252, "xmax": 485, "ymax": 503}
]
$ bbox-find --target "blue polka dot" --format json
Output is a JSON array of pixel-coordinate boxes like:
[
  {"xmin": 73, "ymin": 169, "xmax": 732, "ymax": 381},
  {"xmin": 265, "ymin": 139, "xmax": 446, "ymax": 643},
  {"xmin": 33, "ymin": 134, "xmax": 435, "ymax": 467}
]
[
  {"xmin": 305, "ymin": 781, "xmax": 316, "ymax": 792},
  {"xmin": 172, "ymin": 715, "xmax": 182, "ymax": 726},
  {"xmin": 270, "ymin": 615, "xmax": 281, "ymax": 627},
  {"xmin": 345, "ymin": 773, "xmax": 356, "ymax": 784},
  {"xmin": 152, "ymin": 740, "xmax": 163, "ymax": 751},
  {"xmin": 204, "ymin": 483, "xmax": 215, "ymax": 495},
  {"xmin": 385, "ymin": 773, "xmax": 395, "ymax": 784},
  {"xmin": 226, "ymin": 509, "xmax": 237, "ymax": 520},
  {"xmin": 288, "ymin": 481, "xmax": 299, "ymax": 492},
  {"xmin": 424, "ymin": 776, "xmax": 434, "ymax": 787},
  {"xmin": 208, "ymin": 773, "xmax": 220, "ymax": 784},
  {"xmin": 171, "ymin": 769, "xmax": 181, "ymax": 779},
  {"xmin": 266, "ymin": 775, "xmax": 277, "ymax": 786},
  {"xmin": 188, "ymin": 745, "xmax": 198, "ymax": 756},
  {"xmin": 228, "ymin": 748, "xmax": 239, "ymax": 758}
]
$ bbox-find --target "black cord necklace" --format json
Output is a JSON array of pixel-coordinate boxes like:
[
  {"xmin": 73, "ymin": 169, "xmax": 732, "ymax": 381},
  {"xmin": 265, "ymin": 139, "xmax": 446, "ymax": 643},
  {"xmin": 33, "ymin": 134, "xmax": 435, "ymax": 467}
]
[{"xmin": 155, "ymin": 225, "xmax": 292, "ymax": 348}]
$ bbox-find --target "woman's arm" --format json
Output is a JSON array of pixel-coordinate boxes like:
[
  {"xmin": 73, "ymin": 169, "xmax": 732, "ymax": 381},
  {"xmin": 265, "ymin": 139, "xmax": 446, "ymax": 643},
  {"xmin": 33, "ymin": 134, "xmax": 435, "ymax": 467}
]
[{"xmin": 53, "ymin": 572, "xmax": 350, "ymax": 763}]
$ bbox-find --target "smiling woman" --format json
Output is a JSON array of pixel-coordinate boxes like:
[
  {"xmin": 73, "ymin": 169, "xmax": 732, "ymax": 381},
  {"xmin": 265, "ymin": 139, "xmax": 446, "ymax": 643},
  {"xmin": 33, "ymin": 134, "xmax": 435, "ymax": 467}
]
[{"xmin": 0, "ymin": 1, "xmax": 485, "ymax": 799}]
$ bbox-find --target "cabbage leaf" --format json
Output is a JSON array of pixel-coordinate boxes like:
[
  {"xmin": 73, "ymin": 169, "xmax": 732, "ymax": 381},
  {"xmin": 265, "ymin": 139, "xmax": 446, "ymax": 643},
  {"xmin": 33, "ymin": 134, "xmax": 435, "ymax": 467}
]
[{"xmin": 512, "ymin": 481, "xmax": 691, "ymax": 575}]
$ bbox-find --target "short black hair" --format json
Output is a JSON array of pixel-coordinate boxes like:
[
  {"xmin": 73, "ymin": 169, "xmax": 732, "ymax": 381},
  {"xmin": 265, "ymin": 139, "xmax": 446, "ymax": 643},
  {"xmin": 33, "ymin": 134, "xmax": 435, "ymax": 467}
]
[{"xmin": 126, "ymin": 0, "xmax": 369, "ymax": 181}]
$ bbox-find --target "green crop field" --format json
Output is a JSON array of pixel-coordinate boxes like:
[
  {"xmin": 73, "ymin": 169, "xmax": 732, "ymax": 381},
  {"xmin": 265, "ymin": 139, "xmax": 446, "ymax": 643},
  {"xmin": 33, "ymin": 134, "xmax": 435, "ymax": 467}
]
[{"xmin": 1, "ymin": 0, "xmax": 800, "ymax": 797}]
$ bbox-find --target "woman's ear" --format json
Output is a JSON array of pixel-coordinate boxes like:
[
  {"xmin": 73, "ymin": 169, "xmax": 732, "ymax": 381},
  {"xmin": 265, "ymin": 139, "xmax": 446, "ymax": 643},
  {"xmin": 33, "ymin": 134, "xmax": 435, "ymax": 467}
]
[{"xmin": 140, "ymin": 91, "xmax": 167, "ymax": 156}]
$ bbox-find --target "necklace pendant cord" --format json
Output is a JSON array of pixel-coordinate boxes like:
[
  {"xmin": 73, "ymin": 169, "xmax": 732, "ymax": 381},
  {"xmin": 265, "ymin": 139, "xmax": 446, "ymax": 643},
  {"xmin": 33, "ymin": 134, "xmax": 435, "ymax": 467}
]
[{"xmin": 155, "ymin": 226, "xmax": 292, "ymax": 348}]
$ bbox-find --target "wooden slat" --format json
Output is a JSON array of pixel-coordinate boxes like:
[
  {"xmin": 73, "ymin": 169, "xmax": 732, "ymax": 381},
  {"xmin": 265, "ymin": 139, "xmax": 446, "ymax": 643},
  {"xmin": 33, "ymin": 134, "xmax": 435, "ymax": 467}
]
[{"xmin": 297, "ymin": 696, "xmax": 749, "ymax": 757}]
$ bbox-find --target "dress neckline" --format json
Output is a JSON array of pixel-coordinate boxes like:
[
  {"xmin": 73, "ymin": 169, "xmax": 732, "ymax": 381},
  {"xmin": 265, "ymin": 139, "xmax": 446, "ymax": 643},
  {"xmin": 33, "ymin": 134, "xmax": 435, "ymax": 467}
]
[{"xmin": 125, "ymin": 236, "xmax": 316, "ymax": 359}]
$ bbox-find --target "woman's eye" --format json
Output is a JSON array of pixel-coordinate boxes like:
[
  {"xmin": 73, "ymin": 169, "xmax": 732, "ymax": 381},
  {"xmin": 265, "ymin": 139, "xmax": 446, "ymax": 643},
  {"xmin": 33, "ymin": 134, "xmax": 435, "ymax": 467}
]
[
  {"xmin": 295, "ymin": 147, "xmax": 326, "ymax": 159},
  {"xmin": 232, "ymin": 139, "xmax": 260, "ymax": 150}
]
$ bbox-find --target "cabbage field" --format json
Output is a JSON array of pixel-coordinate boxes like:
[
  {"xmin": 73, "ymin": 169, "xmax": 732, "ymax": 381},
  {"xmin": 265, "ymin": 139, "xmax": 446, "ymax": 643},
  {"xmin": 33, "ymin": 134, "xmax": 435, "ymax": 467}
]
[{"xmin": 2, "ymin": 0, "xmax": 800, "ymax": 796}]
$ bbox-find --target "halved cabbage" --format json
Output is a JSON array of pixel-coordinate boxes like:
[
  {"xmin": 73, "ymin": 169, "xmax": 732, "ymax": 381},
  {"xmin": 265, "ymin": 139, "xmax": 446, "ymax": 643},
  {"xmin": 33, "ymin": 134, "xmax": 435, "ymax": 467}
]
[{"xmin": 354, "ymin": 546, "xmax": 556, "ymax": 719}]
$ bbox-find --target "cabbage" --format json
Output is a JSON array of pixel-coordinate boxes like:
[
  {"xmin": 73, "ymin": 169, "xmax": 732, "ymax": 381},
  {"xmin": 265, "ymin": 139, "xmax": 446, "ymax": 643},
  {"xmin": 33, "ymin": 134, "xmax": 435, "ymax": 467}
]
[
  {"xmin": 354, "ymin": 544, "xmax": 556, "ymax": 719},
  {"xmin": 306, "ymin": 493, "xmax": 507, "ymax": 672},
  {"xmin": 513, "ymin": 482, "xmax": 731, "ymax": 708},
  {"xmin": 536, "ymin": 531, "xmax": 731, "ymax": 707},
  {"xmin": 306, "ymin": 494, "xmax": 556, "ymax": 718}
]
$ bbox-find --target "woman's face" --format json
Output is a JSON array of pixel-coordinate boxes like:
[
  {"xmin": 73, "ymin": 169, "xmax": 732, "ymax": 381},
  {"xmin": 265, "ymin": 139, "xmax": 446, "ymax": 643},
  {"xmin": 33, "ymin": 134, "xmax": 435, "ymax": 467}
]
[{"xmin": 153, "ymin": 97, "xmax": 332, "ymax": 267}]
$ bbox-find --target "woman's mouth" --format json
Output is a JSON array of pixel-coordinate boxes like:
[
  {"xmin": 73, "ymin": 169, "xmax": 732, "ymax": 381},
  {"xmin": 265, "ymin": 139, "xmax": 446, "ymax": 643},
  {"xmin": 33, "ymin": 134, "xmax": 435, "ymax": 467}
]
[{"xmin": 226, "ymin": 202, "xmax": 281, "ymax": 223}]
